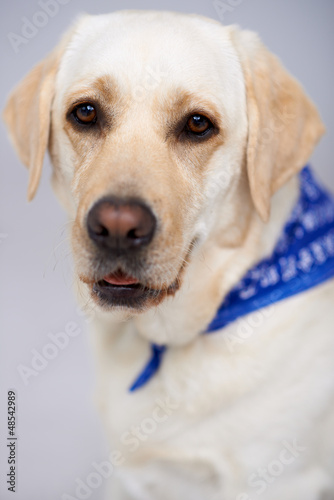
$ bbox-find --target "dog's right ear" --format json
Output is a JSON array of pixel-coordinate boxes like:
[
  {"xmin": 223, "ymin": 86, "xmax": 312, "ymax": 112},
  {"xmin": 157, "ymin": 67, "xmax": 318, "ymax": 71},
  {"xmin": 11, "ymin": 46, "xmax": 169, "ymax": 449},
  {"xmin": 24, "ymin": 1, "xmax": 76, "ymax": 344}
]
[
  {"xmin": 3, "ymin": 19, "xmax": 84, "ymax": 201},
  {"xmin": 3, "ymin": 50, "xmax": 60, "ymax": 201}
]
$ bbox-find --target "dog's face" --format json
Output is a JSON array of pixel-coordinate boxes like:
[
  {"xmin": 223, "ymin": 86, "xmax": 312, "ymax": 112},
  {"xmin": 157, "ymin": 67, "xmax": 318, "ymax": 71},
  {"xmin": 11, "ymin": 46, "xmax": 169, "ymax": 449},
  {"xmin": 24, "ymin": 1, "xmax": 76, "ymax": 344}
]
[
  {"xmin": 4, "ymin": 11, "xmax": 324, "ymax": 314},
  {"xmin": 50, "ymin": 12, "xmax": 249, "ymax": 311}
]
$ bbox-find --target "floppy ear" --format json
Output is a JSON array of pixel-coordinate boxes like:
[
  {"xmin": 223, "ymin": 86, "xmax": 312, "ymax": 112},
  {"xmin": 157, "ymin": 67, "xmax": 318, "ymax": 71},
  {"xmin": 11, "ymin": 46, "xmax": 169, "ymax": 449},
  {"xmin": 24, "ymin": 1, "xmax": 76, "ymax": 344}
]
[
  {"xmin": 231, "ymin": 28, "xmax": 325, "ymax": 221},
  {"xmin": 3, "ymin": 52, "xmax": 59, "ymax": 201},
  {"xmin": 3, "ymin": 20, "xmax": 82, "ymax": 201}
]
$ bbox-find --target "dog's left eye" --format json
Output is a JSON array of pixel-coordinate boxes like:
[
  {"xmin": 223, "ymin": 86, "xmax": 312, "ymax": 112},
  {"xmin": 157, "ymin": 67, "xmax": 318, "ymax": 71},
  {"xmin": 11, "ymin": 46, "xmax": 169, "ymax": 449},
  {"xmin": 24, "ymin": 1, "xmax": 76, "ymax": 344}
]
[
  {"xmin": 72, "ymin": 103, "xmax": 97, "ymax": 125},
  {"xmin": 186, "ymin": 114, "xmax": 213, "ymax": 136}
]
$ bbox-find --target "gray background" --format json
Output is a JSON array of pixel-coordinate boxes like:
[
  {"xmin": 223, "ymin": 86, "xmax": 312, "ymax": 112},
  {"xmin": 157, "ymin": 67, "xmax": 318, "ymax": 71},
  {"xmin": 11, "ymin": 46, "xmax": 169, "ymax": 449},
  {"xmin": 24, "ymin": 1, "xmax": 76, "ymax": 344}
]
[{"xmin": 0, "ymin": 1, "xmax": 333, "ymax": 499}]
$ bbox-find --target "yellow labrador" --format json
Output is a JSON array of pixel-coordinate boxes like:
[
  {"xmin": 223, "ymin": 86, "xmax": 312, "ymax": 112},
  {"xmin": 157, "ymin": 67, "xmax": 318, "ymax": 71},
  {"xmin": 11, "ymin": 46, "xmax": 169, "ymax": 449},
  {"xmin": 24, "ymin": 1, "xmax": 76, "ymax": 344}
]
[{"xmin": 4, "ymin": 10, "xmax": 334, "ymax": 500}]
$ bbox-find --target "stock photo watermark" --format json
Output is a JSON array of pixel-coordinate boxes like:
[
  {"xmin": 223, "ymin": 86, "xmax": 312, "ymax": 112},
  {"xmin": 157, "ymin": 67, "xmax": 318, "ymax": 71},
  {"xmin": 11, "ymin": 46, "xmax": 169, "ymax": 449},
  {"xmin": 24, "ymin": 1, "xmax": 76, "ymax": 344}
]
[
  {"xmin": 17, "ymin": 321, "xmax": 81, "ymax": 385},
  {"xmin": 17, "ymin": 305, "xmax": 95, "ymax": 386},
  {"xmin": 6, "ymin": 390, "xmax": 18, "ymax": 493},
  {"xmin": 61, "ymin": 395, "xmax": 180, "ymax": 499},
  {"xmin": 236, "ymin": 439, "xmax": 307, "ymax": 500},
  {"xmin": 7, "ymin": 0, "xmax": 73, "ymax": 54},
  {"xmin": 223, "ymin": 300, "xmax": 277, "ymax": 353},
  {"xmin": 213, "ymin": 0, "xmax": 246, "ymax": 22},
  {"xmin": 132, "ymin": 65, "xmax": 168, "ymax": 103}
]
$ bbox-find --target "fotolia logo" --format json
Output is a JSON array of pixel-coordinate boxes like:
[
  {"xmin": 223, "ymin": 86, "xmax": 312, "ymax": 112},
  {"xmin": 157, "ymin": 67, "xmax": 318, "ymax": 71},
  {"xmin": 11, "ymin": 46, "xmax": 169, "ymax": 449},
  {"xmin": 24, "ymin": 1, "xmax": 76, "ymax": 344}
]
[{"xmin": 7, "ymin": 0, "xmax": 72, "ymax": 54}]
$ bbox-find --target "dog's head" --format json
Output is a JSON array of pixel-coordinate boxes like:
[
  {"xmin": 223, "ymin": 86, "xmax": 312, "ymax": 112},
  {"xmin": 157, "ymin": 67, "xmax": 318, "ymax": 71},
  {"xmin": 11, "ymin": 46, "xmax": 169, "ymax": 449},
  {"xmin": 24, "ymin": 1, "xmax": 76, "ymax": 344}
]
[{"xmin": 4, "ymin": 11, "xmax": 324, "ymax": 313}]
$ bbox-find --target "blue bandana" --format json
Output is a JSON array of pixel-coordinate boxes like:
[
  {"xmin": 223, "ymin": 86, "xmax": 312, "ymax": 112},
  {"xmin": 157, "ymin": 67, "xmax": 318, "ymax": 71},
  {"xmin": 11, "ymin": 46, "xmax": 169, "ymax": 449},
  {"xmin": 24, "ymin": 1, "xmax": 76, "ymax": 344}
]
[{"xmin": 130, "ymin": 167, "xmax": 334, "ymax": 391}]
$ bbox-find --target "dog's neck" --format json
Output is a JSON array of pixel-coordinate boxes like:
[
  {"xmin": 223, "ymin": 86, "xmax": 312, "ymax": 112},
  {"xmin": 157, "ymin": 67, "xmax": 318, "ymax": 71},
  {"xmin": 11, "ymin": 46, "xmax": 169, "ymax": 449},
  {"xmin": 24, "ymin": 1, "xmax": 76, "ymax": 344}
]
[{"xmin": 133, "ymin": 175, "xmax": 299, "ymax": 346}]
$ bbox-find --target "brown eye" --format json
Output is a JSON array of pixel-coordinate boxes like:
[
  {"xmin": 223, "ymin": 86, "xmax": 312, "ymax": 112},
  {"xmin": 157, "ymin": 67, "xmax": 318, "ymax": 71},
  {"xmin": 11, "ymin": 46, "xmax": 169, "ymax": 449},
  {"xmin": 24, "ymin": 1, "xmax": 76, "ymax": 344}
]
[
  {"xmin": 187, "ymin": 114, "xmax": 212, "ymax": 135},
  {"xmin": 73, "ymin": 103, "xmax": 97, "ymax": 125}
]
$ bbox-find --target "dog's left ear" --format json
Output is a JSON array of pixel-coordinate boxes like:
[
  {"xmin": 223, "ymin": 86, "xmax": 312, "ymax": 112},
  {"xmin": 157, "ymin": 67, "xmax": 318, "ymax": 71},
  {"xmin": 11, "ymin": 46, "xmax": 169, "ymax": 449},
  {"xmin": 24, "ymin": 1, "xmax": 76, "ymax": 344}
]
[{"xmin": 231, "ymin": 28, "xmax": 325, "ymax": 222}]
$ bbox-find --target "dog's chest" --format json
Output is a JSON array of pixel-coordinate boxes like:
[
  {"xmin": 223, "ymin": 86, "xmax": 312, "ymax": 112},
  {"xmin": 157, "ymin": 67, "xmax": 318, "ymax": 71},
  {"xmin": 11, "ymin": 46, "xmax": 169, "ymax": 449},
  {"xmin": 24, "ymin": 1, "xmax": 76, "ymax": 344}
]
[{"xmin": 93, "ymin": 284, "xmax": 334, "ymax": 481}]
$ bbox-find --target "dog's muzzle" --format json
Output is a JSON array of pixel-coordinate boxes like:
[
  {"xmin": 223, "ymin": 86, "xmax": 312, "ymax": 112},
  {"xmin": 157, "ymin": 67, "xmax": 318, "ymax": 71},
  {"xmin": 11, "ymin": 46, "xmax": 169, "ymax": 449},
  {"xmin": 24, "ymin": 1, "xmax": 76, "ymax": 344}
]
[{"xmin": 86, "ymin": 196, "xmax": 160, "ymax": 308}]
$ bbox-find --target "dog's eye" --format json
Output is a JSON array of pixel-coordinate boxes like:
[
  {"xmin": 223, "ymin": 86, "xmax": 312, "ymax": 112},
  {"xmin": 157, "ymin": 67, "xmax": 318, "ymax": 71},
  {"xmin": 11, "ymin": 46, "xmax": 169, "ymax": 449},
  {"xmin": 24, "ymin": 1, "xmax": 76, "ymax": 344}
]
[
  {"xmin": 186, "ymin": 114, "xmax": 213, "ymax": 136},
  {"xmin": 72, "ymin": 103, "xmax": 97, "ymax": 125}
]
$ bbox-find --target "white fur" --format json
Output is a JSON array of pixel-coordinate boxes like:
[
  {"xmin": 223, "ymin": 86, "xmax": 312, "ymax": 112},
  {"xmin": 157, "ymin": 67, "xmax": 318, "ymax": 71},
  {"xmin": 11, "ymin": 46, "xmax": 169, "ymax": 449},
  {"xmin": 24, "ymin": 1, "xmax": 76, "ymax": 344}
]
[
  {"xmin": 91, "ymin": 183, "xmax": 334, "ymax": 500},
  {"xmin": 58, "ymin": 12, "xmax": 334, "ymax": 500}
]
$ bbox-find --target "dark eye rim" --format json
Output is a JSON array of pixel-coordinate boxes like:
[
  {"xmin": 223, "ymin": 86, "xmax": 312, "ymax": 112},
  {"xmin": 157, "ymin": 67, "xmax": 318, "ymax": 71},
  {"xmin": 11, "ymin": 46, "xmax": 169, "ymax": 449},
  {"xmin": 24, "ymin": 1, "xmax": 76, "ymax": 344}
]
[
  {"xmin": 66, "ymin": 100, "xmax": 100, "ymax": 128},
  {"xmin": 72, "ymin": 102, "xmax": 97, "ymax": 126},
  {"xmin": 174, "ymin": 111, "xmax": 219, "ymax": 142},
  {"xmin": 185, "ymin": 114, "xmax": 213, "ymax": 136}
]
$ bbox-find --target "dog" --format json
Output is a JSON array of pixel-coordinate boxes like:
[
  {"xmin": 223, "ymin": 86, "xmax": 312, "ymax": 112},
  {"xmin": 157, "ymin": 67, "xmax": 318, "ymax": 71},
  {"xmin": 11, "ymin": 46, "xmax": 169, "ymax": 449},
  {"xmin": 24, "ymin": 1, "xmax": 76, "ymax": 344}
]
[{"xmin": 4, "ymin": 10, "xmax": 334, "ymax": 500}]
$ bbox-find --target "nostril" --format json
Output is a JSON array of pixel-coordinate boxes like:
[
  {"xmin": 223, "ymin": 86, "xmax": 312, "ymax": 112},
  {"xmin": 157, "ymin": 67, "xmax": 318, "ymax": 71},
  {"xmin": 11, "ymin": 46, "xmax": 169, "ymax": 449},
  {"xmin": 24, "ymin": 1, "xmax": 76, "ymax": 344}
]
[
  {"xmin": 93, "ymin": 224, "xmax": 109, "ymax": 237},
  {"xmin": 127, "ymin": 228, "xmax": 138, "ymax": 240},
  {"xmin": 98, "ymin": 226, "xmax": 109, "ymax": 237},
  {"xmin": 87, "ymin": 218, "xmax": 109, "ymax": 238}
]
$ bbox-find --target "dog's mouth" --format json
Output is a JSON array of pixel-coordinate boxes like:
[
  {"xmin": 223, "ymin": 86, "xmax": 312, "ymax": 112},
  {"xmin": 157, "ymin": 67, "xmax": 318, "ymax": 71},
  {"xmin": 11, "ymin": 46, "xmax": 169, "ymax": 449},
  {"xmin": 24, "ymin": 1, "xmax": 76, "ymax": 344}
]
[
  {"xmin": 83, "ymin": 238, "xmax": 198, "ymax": 310},
  {"xmin": 102, "ymin": 271, "xmax": 141, "ymax": 287},
  {"xmin": 91, "ymin": 270, "xmax": 177, "ymax": 310}
]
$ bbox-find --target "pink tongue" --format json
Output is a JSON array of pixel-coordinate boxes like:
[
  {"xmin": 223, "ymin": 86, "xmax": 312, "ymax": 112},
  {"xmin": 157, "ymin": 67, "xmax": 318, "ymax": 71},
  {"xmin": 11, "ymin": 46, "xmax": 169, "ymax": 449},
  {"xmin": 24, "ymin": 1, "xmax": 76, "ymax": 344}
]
[{"xmin": 103, "ymin": 273, "xmax": 139, "ymax": 286}]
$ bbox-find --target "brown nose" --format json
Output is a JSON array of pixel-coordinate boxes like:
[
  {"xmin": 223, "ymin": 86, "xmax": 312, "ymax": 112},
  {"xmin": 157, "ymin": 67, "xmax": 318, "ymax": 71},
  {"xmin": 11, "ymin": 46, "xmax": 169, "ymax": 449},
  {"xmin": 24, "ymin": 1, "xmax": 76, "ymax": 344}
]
[{"xmin": 87, "ymin": 197, "xmax": 156, "ymax": 252}]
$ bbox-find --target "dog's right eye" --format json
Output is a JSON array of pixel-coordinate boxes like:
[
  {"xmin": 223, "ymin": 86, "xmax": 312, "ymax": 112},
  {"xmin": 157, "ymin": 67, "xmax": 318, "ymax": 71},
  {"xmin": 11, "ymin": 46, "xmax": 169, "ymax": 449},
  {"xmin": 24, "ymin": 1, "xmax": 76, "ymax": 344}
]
[{"xmin": 72, "ymin": 103, "xmax": 97, "ymax": 125}]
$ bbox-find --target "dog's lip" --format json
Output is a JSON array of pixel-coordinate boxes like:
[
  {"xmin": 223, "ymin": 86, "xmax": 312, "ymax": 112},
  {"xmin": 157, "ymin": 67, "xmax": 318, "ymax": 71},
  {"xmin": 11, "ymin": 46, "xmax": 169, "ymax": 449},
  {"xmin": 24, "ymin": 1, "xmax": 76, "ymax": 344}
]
[
  {"xmin": 89, "ymin": 266, "xmax": 181, "ymax": 309},
  {"xmin": 92, "ymin": 273, "xmax": 154, "ymax": 309},
  {"xmin": 94, "ymin": 271, "xmax": 144, "ymax": 305},
  {"xmin": 102, "ymin": 271, "xmax": 140, "ymax": 286}
]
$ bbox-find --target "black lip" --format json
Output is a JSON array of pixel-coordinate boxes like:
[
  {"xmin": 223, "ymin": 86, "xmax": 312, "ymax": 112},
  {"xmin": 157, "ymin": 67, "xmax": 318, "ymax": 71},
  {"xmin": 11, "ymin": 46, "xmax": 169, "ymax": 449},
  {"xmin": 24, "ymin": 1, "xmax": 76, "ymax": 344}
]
[{"xmin": 93, "ymin": 280, "xmax": 157, "ymax": 309}]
